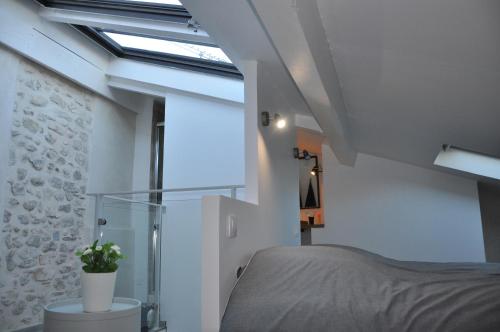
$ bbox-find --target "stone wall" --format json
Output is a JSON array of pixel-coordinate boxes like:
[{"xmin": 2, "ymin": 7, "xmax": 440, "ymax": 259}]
[{"xmin": 0, "ymin": 58, "xmax": 94, "ymax": 330}]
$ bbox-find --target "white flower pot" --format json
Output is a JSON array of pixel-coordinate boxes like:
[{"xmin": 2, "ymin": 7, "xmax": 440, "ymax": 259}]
[{"xmin": 81, "ymin": 271, "xmax": 117, "ymax": 312}]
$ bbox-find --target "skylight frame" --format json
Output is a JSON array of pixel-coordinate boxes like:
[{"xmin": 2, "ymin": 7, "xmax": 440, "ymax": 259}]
[
  {"xmin": 38, "ymin": 0, "xmax": 243, "ymax": 78},
  {"xmin": 37, "ymin": 0, "xmax": 192, "ymax": 22},
  {"xmin": 121, "ymin": 0, "xmax": 183, "ymax": 7},
  {"xmin": 76, "ymin": 26, "xmax": 243, "ymax": 78},
  {"xmin": 434, "ymin": 145, "xmax": 500, "ymax": 180}
]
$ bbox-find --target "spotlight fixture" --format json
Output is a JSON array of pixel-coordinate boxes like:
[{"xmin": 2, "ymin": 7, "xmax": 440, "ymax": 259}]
[
  {"xmin": 303, "ymin": 150, "xmax": 311, "ymax": 160},
  {"xmin": 310, "ymin": 165, "xmax": 322, "ymax": 176},
  {"xmin": 275, "ymin": 114, "xmax": 287, "ymax": 129},
  {"xmin": 293, "ymin": 148, "xmax": 313, "ymax": 160},
  {"xmin": 261, "ymin": 111, "xmax": 287, "ymax": 129}
]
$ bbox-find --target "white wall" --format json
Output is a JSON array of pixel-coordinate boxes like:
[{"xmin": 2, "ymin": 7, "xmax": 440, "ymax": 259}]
[
  {"xmin": 257, "ymin": 118, "xmax": 300, "ymax": 246},
  {"xmin": 163, "ymin": 92, "xmax": 245, "ymax": 189},
  {"xmin": 243, "ymin": 61, "xmax": 259, "ymax": 205},
  {"xmin": 83, "ymin": 72, "xmax": 150, "ymax": 311},
  {"xmin": 108, "ymin": 59, "xmax": 244, "ymax": 103},
  {"xmin": 158, "ymin": 92, "xmax": 244, "ymax": 332},
  {"xmin": 254, "ymin": 62, "xmax": 301, "ymax": 246},
  {"xmin": 130, "ymin": 102, "xmax": 154, "ymax": 301},
  {"xmin": 312, "ymin": 148, "xmax": 486, "ymax": 262},
  {"xmin": 132, "ymin": 102, "xmax": 153, "ymax": 191},
  {"xmin": 87, "ymin": 98, "xmax": 137, "ymax": 193},
  {"xmin": 201, "ymin": 61, "xmax": 302, "ymax": 332},
  {"xmin": 87, "ymin": 96, "xmax": 158, "ymax": 303},
  {"xmin": 161, "ymin": 199, "xmax": 203, "ymax": 332},
  {"xmin": 242, "ymin": 61, "xmax": 301, "ymax": 247},
  {"xmin": 160, "ymin": 62, "xmax": 302, "ymax": 331},
  {"xmin": 201, "ymin": 196, "xmax": 262, "ymax": 332}
]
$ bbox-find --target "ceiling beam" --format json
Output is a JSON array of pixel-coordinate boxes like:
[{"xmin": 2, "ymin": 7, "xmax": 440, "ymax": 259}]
[
  {"xmin": 107, "ymin": 58, "xmax": 244, "ymax": 104},
  {"xmin": 38, "ymin": 6, "xmax": 215, "ymax": 45},
  {"xmin": 250, "ymin": 0, "xmax": 357, "ymax": 165}
]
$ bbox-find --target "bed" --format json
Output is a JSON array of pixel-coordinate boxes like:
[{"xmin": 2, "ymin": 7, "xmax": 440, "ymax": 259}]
[{"xmin": 220, "ymin": 245, "xmax": 500, "ymax": 332}]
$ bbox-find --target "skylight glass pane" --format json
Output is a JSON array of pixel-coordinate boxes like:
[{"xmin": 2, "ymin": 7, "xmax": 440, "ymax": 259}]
[
  {"xmin": 126, "ymin": 0, "xmax": 183, "ymax": 6},
  {"xmin": 104, "ymin": 32, "xmax": 232, "ymax": 64},
  {"xmin": 434, "ymin": 146, "xmax": 500, "ymax": 180}
]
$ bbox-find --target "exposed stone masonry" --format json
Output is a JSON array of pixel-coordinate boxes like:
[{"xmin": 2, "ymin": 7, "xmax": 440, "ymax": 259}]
[{"xmin": 0, "ymin": 59, "xmax": 94, "ymax": 330}]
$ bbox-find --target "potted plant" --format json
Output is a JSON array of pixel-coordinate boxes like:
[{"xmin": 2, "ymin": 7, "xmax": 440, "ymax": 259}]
[{"xmin": 76, "ymin": 240, "xmax": 125, "ymax": 312}]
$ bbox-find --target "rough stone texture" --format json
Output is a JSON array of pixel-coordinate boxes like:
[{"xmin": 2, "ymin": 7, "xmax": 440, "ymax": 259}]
[{"xmin": 0, "ymin": 59, "xmax": 94, "ymax": 331}]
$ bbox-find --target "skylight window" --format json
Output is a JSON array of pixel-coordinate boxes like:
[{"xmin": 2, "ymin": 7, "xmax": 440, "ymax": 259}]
[
  {"xmin": 434, "ymin": 145, "xmax": 500, "ymax": 180},
  {"xmin": 104, "ymin": 32, "xmax": 232, "ymax": 64},
  {"xmin": 126, "ymin": 0, "xmax": 183, "ymax": 6},
  {"xmin": 39, "ymin": 0, "xmax": 241, "ymax": 77}
]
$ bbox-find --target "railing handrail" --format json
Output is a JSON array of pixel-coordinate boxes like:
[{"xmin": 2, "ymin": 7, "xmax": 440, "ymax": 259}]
[
  {"xmin": 102, "ymin": 195, "xmax": 163, "ymax": 207},
  {"xmin": 91, "ymin": 184, "xmax": 245, "ymax": 240},
  {"xmin": 87, "ymin": 184, "xmax": 245, "ymax": 197}
]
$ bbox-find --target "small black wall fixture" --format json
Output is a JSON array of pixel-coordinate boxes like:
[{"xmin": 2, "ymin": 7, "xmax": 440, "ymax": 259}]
[
  {"xmin": 262, "ymin": 111, "xmax": 286, "ymax": 129},
  {"xmin": 262, "ymin": 111, "xmax": 271, "ymax": 127},
  {"xmin": 293, "ymin": 148, "xmax": 311, "ymax": 160}
]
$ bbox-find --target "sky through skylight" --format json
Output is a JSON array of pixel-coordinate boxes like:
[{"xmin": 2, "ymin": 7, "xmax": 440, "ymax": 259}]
[
  {"xmin": 126, "ymin": 0, "xmax": 183, "ymax": 6},
  {"xmin": 104, "ymin": 32, "xmax": 232, "ymax": 63}
]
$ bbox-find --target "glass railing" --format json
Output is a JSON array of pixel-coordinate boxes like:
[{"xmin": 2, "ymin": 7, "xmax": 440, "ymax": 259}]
[{"xmin": 87, "ymin": 185, "xmax": 244, "ymax": 331}]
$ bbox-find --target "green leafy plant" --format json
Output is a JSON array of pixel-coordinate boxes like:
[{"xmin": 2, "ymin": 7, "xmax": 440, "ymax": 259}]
[{"xmin": 75, "ymin": 240, "xmax": 126, "ymax": 273}]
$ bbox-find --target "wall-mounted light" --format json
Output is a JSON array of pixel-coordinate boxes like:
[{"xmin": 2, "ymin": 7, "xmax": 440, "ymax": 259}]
[
  {"xmin": 303, "ymin": 150, "xmax": 311, "ymax": 160},
  {"xmin": 293, "ymin": 148, "xmax": 313, "ymax": 160},
  {"xmin": 261, "ymin": 111, "xmax": 287, "ymax": 129},
  {"xmin": 310, "ymin": 165, "xmax": 322, "ymax": 176}
]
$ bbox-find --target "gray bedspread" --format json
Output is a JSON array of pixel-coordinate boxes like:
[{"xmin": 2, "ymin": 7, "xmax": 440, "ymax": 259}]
[{"xmin": 220, "ymin": 245, "xmax": 500, "ymax": 332}]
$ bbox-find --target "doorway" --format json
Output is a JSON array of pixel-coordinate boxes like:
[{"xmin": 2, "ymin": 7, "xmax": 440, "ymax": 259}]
[{"xmin": 296, "ymin": 128, "xmax": 325, "ymax": 245}]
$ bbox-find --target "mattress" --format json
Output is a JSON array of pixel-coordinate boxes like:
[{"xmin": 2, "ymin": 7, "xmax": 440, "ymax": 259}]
[{"xmin": 220, "ymin": 245, "xmax": 500, "ymax": 332}]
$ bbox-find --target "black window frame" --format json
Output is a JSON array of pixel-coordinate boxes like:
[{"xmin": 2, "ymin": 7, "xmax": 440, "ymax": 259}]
[
  {"xmin": 37, "ymin": 0, "xmax": 191, "ymax": 22},
  {"xmin": 77, "ymin": 26, "xmax": 242, "ymax": 78},
  {"xmin": 37, "ymin": 0, "xmax": 243, "ymax": 78}
]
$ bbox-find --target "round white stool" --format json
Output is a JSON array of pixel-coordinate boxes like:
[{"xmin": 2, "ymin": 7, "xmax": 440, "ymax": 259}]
[{"xmin": 44, "ymin": 297, "xmax": 141, "ymax": 332}]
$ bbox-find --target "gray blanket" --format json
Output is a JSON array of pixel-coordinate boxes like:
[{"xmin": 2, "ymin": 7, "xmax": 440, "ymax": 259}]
[{"xmin": 220, "ymin": 245, "xmax": 500, "ymax": 332}]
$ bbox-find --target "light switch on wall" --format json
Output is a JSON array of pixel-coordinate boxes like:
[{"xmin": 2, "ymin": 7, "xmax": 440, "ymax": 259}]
[{"xmin": 226, "ymin": 215, "xmax": 237, "ymax": 238}]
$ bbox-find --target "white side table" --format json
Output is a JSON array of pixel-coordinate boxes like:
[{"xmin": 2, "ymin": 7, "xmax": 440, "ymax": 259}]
[{"xmin": 44, "ymin": 297, "xmax": 141, "ymax": 332}]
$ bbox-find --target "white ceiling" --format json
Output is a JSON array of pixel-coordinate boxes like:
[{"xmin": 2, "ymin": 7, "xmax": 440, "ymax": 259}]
[
  {"xmin": 181, "ymin": 0, "xmax": 311, "ymax": 116},
  {"xmin": 317, "ymin": 0, "xmax": 500, "ymax": 168},
  {"xmin": 185, "ymin": 0, "xmax": 500, "ymax": 171}
]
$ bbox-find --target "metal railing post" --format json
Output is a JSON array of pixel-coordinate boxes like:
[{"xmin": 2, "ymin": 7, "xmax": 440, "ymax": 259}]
[{"xmin": 93, "ymin": 194, "xmax": 103, "ymax": 241}]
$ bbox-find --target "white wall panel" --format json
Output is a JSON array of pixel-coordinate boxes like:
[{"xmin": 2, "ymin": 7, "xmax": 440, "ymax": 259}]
[{"xmin": 313, "ymin": 149, "xmax": 485, "ymax": 262}]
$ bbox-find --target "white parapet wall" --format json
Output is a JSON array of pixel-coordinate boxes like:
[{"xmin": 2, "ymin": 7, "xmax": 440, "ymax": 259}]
[{"xmin": 202, "ymin": 195, "xmax": 275, "ymax": 332}]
